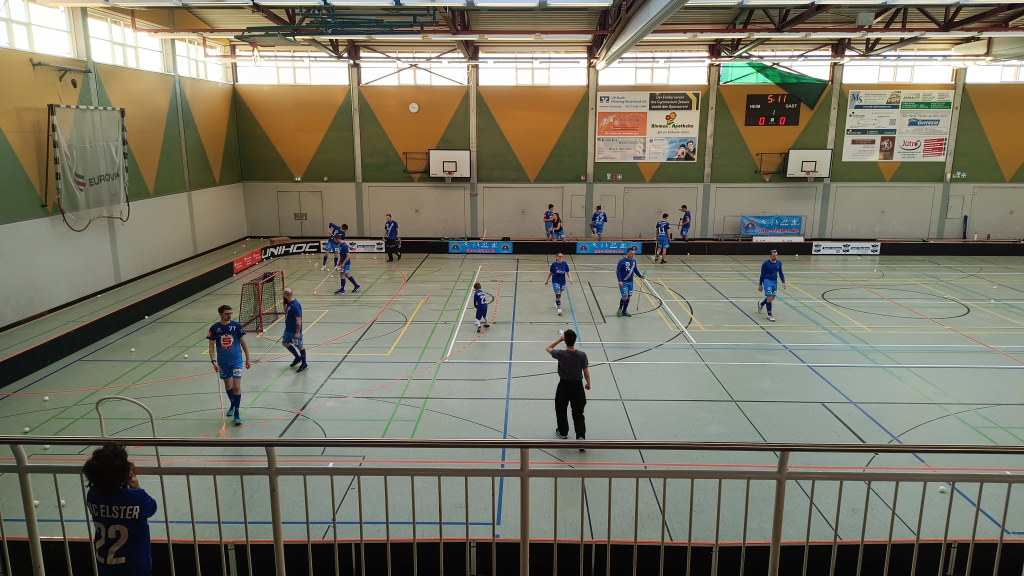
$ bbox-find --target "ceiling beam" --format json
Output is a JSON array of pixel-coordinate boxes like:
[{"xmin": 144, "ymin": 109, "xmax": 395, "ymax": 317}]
[
  {"xmin": 915, "ymin": 7, "xmax": 943, "ymax": 29},
  {"xmin": 948, "ymin": 4, "xmax": 1015, "ymax": 30},
  {"xmin": 440, "ymin": 7, "xmax": 473, "ymax": 59},
  {"xmin": 778, "ymin": 3, "xmax": 829, "ymax": 32},
  {"xmin": 594, "ymin": 0, "xmax": 690, "ymax": 70},
  {"xmin": 253, "ymin": 5, "xmax": 342, "ymax": 59},
  {"xmin": 730, "ymin": 37, "xmax": 767, "ymax": 57},
  {"xmin": 761, "ymin": 9, "xmax": 779, "ymax": 30},
  {"xmin": 866, "ymin": 36, "xmax": 922, "ymax": 56}
]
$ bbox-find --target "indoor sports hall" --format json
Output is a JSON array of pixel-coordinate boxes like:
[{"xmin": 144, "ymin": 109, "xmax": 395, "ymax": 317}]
[{"xmin": 1, "ymin": 2, "xmax": 1024, "ymax": 575}]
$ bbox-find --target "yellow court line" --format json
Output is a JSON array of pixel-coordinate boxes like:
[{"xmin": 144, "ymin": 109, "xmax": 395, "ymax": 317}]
[
  {"xmin": 912, "ymin": 281, "xmax": 1024, "ymax": 328},
  {"xmin": 638, "ymin": 281, "xmax": 678, "ymax": 333},
  {"xmin": 657, "ymin": 278, "xmax": 704, "ymax": 330},
  {"xmin": 787, "ymin": 282, "xmax": 873, "ymax": 333},
  {"xmin": 387, "ymin": 298, "xmax": 425, "ymax": 355}
]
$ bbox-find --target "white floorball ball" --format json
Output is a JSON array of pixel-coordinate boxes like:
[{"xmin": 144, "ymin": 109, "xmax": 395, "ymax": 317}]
[
  {"xmin": 144, "ymin": 315, "xmax": 149, "ymax": 319},
  {"xmin": 43, "ymin": 396, "xmax": 49, "ymax": 402},
  {"xmin": 60, "ymin": 500, "xmax": 66, "ymax": 507},
  {"xmin": 939, "ymin": 485, "xmax": 948, "ymax": 493},
  {"xmin": 33, "ymin": 500, "xmax": 39, "ymax": 507},
  {"xmin": 43, "ymin": 445, "xmax": 50, "ymax": 450},
  {"xmin": 184, "ymin": 354, "xmax": 189, "ymax": 359},
  {"xmin": 131, "ymin": 348, "xmax": 136, "ymax": 352},
  {"xmin": 23, "ymin": 427, "xmax": 30, "ymax": 433}
]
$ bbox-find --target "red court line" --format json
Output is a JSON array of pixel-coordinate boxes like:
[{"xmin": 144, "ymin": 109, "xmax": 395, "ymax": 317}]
[
  {"xmin": 794, "ymin": 255, "xmax": 1024, "ymax": 366},
  {"xmin": 0, "ymin": 259, "xmax": 408, "ymax": 398}
]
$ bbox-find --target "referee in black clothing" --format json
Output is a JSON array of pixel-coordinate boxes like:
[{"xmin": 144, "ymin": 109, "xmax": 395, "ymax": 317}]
[{"xmin": 546, "ymin": 329, "xmax": 591, "ymax": 448}]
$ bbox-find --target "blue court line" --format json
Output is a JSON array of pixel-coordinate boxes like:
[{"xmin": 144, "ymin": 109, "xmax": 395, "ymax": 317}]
[
  {"xmin": 496, "ymin": 259, "xmax": 519, "ymax": 527},
  {"xmin": 686, "ymin": 263, "xmax": 1020, "ymax": 535},
  {"xmin": 565, "ymin": 283, "xmax": 582, "ymax": 345}
]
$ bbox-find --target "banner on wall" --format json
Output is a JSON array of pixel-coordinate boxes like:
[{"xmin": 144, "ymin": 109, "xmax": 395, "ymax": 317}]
[
  {"xmin": 595, "ymin": 92, "xmax": 700, "ymax": 162},
  {"xmin": 449, "ymin": 241, "xmax": 514, "ymax": 254},
  {"xmin": 576, "ymin": 241, "xmax": 642, "ymax": 254},
  {"xmin": 812, "ymin": 242, "xmax": 882, "ymax": 255},
  {"xmin": 347, "ymin": 240, "xmax": 385, "ymax": 253},
  {"xmin": 741, "ymin": 216, "xmax": 803, "ymax": 236},
  {"xmin": 233, "ymin": 248, "xmax": 263, "ymax": 273},
  {"xmin": 842, "ymin": 90, "xmax": 954, "ymax": 162}
]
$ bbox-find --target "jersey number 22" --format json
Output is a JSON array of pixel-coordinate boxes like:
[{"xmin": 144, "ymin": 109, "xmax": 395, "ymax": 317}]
[{"xmin": 94, "ymin": 521, "xmax": 129, "ymax": 565}]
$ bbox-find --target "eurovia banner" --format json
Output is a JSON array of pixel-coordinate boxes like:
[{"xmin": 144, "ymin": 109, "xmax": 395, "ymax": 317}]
[{"xmin": 596, "ymin": 92, "xmax": 701, "ymax": 163}]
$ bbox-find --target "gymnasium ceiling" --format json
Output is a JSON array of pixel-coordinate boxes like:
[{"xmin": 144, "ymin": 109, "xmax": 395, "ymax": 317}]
[{"xmin": 87, "ymin": 0, "xmax": 1024, "ymax": 64}]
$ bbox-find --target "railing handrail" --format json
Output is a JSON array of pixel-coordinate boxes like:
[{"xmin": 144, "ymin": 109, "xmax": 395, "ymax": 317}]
[{"xmin": 4, "ymin": 435, "xmax": 1024, "ymax": 454}]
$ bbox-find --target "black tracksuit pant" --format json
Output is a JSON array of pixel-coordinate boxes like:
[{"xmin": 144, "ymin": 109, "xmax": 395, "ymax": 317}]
[{"xmin": 554, "ymin": 378, "xmax": 586, "ymax": 439}]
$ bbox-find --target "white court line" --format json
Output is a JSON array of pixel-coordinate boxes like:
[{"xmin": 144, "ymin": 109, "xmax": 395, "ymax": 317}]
[
  {"xmin": 443, "ymin": 360, "xmax": 1024, "ymax": 369},
  {"xmin": 444, "ymin": 265, "xmax": 482, "ymax": 362},
  {"xmin": 453, "ymin": 340, "xmax": 1024, "ymax": 348},
  {"xmin": 641, "ymin": 276, "xmax": 697, "ymax": 344}
]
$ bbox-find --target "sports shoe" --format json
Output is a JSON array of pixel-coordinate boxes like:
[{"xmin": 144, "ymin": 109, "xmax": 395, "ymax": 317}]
[
  {"xmin": 334, "ymin": 289, "xmax": 345, "ymax": 294},
  {"xmin": 477, "ymin": 326, "xmax": 481, "ymax": 333},
  {"xmin": 397, "ymin": 253, "xmax": 402, "ymax": 260},
  {"xmin": 290, "ymin": 357, "xmax": 302, "ymax": 367},
  {"xmin": 660, "ymin": 259, "xmax": 666, "ymax": 264},
  {"xmin": 387, "ymin": 258, "xmax": 394, "ymax": 262},
  {"xmin": 296, "ymin": 363, "xmax": 309, "ymax": 373},
  {"xmin": 616, "ymin": 310, "xmax": 623, "ymax": 317},
  {"xmin": 555, "ymin": 429, "xmax": 568, "ymax": 439},
  {"xmin": 233, "ymin": 415, "xmax": 242, "ymax": 425},
  {"xmin": 577, "ymin": 436, "xmax": 586, "ymax": 452},
  {"xmin": 767, "ymin": 315, "xmax": 776, "ymax": 322},
  {"xmin": 226, "ymin": 407, "xmax": 235, "ymax": 417},
  {"xmin": 757, "ymin": 301, "xmax": 764, "ymax": 314},
  {"xmin": 621, "ymin": 311, "xmax": 632, "ymax": 317},
  {"xmin": 557, "ymin": 308, "xmax": 563, "ymax": 315},
  {"xmin": 320, "ymin": 265, "xmax": 327, "ymax": 271},
  {"xmin": 352, "ymin": 285, "xmax": 361, "ymax": 293}
]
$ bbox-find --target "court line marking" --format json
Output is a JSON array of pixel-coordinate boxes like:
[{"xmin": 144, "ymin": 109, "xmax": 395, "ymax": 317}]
[
  {"xmin": 637, "ymin": 280, "xmax": 676, "ymax": 333},
  {"xmin": 912, "ymin": 280, "xmax": 1024, "ymax": 328},
  {"xmin": 641, "ymin": 277, "xmax": 696, "ymax": 343},
  {"xmin": 785, "ymin": 283, "xmax": 873, "ymax": 333},
  {"xmin": 431, "ymin": 360, "xmax": 1024, "ymax": 369},
  {"xmin": 452, "ymin": 340, "xmax": 1024, "ymax": 348},
  {"xmin": 387, "ymin": 298, "xmax": 426, "ymax": 355},
  {"xmin": 444, "ymin": 265, "xmax": 482, "ymax": 362},
  {"xmin": 658, "ymin": 278, "xmax": 704, "ymax": 330}
]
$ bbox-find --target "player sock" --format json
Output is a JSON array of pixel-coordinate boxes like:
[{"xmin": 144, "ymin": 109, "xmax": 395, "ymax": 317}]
[
  {"xmin": 625, "ymin": 297, "xmax": 631, "ymax": 309},
  {"xmin": 226, "ymin": 389, "xmax": 235, "ymax": 406},
  {"xmin": 555, "ymin": 298, "xmax": 561, "ymax": 308},
  {"xmin": 766, "ymin": 301, "xmax": 773, "ymax": 314},
  {"xmin": 334, "ymin": 257, "xmax": 339, "ymax": 268},
  {"xmin": 322, "ymin": 254, "xmax": 328, "ymax": 266},
  {"xmin": 300, "ymin": 349, "xmax": 306, "ymax": 361},
  {"xmin": 286, "ymin": 345, "xmax": 300, "ymax": 359},
  {"xmin": 340, "ymin": 278, "xmax": 346, "ymax": 290},
  {"xmin": 760, "ymin": 298, "xmax": 768, "ymax": 307},
  {"xmin": 350, "ymin": 277, "xmax": 359, "ymax": 289},
  {"xmin": 475, "ymin": 318, "xmax": 481, "ymax": 328},
  {"xmin": 233, "ymin": 393, "xmax": 242, "ymax": 412}
]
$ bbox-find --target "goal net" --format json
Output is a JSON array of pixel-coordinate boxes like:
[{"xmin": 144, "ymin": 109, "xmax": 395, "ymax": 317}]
[
  {"xmin": 239, "ymin": 271, "xmax": 285, "ymax": 333},
  {"xmin": 50, "ymin": 105, "xmax": 130, "ymax": 232}
]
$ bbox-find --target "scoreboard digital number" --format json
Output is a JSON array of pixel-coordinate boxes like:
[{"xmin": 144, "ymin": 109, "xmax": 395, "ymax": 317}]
[{"xmin": 744, "ymin": 94, "xmax": 800, "ymax": 126}]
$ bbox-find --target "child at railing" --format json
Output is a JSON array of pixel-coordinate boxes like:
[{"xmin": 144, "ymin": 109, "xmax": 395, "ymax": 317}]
[{"xmin": 83, "ymin": 443, "xmax": 158, "ymax": 575}]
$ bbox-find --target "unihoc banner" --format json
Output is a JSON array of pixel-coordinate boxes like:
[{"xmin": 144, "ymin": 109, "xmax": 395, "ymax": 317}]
[
  {"xmin": 741, "ymin": 216, "xmax": 803, "ymax": 236},
  {"xmin": 576, "ymin": 241, "xmax": 642, "ymax": 254},
  {"xmin": 812, "ymin": 242, "xmax": 882, "ymax": 255},
  {"xmin": 449, "ymin": 241, "xmax": 514, "ymax": 254}
]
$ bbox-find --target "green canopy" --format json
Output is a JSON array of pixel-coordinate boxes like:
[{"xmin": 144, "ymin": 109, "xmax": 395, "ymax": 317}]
[{"xmin": 720, "ymin": 62, "xmax": 829, "ymax": 109}]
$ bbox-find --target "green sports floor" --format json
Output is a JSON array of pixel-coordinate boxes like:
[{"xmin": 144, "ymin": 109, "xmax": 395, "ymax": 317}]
[{"xmin": 1, "ymin": 250, "xmax": 1022, "ymax": 549}]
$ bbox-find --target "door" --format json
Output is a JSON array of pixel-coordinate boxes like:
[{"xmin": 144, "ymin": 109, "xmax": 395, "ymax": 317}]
[
  {"xmin": 277, "ymin": 191, "xmax": 302, "ymax": 237},
  {"xmin": 622, "ymin": 187, "xmax": 697, "ymax": 238},
  {"xmin": 300, "ymin": 191, "xmax": 324, "ymax": 236}
]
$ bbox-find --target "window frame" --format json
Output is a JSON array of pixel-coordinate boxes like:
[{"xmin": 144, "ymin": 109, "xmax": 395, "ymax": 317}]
[{"xmin": 0, "ymin": 0, "xmax": 74, "ymax": 57}]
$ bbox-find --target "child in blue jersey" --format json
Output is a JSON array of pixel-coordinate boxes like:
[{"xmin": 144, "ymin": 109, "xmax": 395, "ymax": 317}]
[
  {"xmin": 281, "ymin": 288, "xmax": 308, "ymax": 373},
  {"xmin": 473, "ymin": 282, "xmax": 489, "ymax": 333},
  {"xmin": 550, "ymin": 213, "xmax": 566, "ymax": 240},
  {"xmin": 757, "ymin": 249, "xmax": 787, "ymax": 322},
  {"xmin": 615, "ymin": 247, "xmax": 645, "ymax": 318},
  {"xmin": 208, "ymin": 304, "xmax": 252, "ymax": 425},
  {"xmin": 544, "ymin": 253, "xmax": 573, "ymax": 316},
  {"xmin": 590, "ymin": 205, "xmax": 607, "ymax": 240},
  {"xmin": 333, "ymin": 236, "xmax": 361, "ymax": 294},
  {"xmin": 83, "ymin": 443, "xmax": 158, "ymax": 576},
  {"xmin": 678, "ymin": 205, "xmax": 691, "ymax": 242},
  {"xmin": 322, "ymin": 223, "xmax": 347, "ymax": 270},
  {"xmin": 655, "ymin": 213, "xmax": 672, "ymax": 264},
  {"xmin": 543, "ymin": 204, "xmax": 556, "ymax": 240}
]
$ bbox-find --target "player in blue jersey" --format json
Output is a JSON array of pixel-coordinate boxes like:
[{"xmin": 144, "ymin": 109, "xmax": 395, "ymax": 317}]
[
  {"xmin": 333, "ymin": 236, "xmax": 361, "ymax": 294},
  {"xmin": 678, "ymin": 205, "xmax": 691, "ymax": 242},
  {"xmin": 757, "ymin": 249, "xmax": 787, "ymax": 323},
  {"xmin": 383, "ymin": 214, "xmax": 401, "ymax": 262},
  {"xmin": 473, "ymin": 282, "xmax": 489, "ymax": 333},
  {"xmin": 655, "ymin": 213, "xmax": 672, "ymax": 264},
  {"xmin": 83, "ymin": 443, "xmax": 158, "ymax": 576},
  {"xmin": 589, "ymin": 205, "xmax": 607, "ymax": 240},
  {"xmin": 281, "ymin": 288, "xmax": 308, "ymax": 373},
  {"xmin": 544, "ymin": 253, "xmax": 573, "ymax": 315},
  {"xmin": 615, "ymin": 247, "xmax": 645, "ymax": 317},
  {"xmin": 208, "ymin": 304, "xmax": 252, "ymax": 425},
  {"xmin": 322, "ymin": 223, "xmax": 347, "ymax": 270},
  {"xmin": 543, "ymin": 204, "xmax": 556, "ymax": 240}
]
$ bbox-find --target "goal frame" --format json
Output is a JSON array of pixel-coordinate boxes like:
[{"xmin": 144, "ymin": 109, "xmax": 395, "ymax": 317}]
[{"xmin": 239, "ymin": 271, "xmax": 285, "ymax": 333}]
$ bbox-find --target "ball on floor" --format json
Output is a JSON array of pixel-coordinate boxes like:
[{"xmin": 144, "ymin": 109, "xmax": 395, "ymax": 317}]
[
  {"xmin": 939, "ymin": 485, "xmax": 948, "ymax": 493},
  {"xmin": 131, "ymin": 348, "xmax": 136, "ymax": 352},
  {"xmin": 23, "ymin": 427, "xmax": 30, "ymax": 433},
  {"xmin": 183, "ymin": 354, "xmax": 189, "ymax": 359},
  {"xmin": 43, "ymin": 396, "xmax": 49, "ymax": 402}
]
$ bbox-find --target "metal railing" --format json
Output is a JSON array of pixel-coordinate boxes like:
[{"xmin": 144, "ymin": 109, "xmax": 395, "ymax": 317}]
[{"xmin": 0, "ymin": 435, "xmax": 1022, "ymax": 576}]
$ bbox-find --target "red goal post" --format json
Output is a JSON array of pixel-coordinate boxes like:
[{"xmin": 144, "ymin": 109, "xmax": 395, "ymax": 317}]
[{"xmin": 239, "ymin": 271, "xmax": 284, "ymax": 333}]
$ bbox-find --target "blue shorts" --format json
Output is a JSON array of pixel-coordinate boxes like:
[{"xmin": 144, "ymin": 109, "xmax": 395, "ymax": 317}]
[
  {"xmin": 552, "ymin": 282, "xmax": 565, "ymax": 293},
  {"xmin": 325, "ymin": 241, "xmax": 340, "ymax": 253},
  {"xmin": 619, "ymin": 281, "xmax": 634, "ymax": 298},
  {"xmin": 657, "ymin": 237, "xmax": 670, "ymax": 249},
  {"xmin": 762, "ymin": 279, "xmax": 778, "ymax": 297},
  {"xmin": 282, "ymin": 331, "xmax": 303, "ymax": 348},
  {"xmin": 545, "ymin": 222, "xmax": 553, "ymax": 234},
  {"xmin": 475, "ymin": 306, "xmax": 488, "ymax": 320},
  {"xmin": 680, "ymin": 226, "xmax": 690, "ymax": 235},
  {"xmin": 339, "ymin": 262, "xmax": 351, "ymax": 273},
  {"xmin": 591, "ymin": 223, "xmax": 604, "ymax": 234},
  {"xmin": 553, "ymin": 230, "xmax": 565, "ymax": 240},
  {"xmin": 219, "ymin": 361, "xmax": 243, "ymax": 381}
]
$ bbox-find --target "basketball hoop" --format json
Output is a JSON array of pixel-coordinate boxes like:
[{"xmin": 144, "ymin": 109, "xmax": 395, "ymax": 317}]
[
  {"xmin": 444, "ymin": 170, "xmax": 454, "ymax": 183},
  {"xmin": 251, "ymin": 45, "xmax": 262, "ymax": 67},
  {"xmin": 803, "ymin": 170, "xmax": 815, "ymax": 182}
]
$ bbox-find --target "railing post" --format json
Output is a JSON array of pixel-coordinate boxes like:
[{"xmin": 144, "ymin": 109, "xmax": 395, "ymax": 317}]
[
  {"xmin": 266, "ymin": 447, "xmax": 287, "ymax": 576},
  {"xmin": 520, "ymin": 447, "xmax": 530, "ymax": 576},
  {"xmin": 768, "ymin": 451, "xmax": 790, "ymax": 576},
  {"xmin": 12, "ymin": 445, "xmax": 45, "ymax": 576}
]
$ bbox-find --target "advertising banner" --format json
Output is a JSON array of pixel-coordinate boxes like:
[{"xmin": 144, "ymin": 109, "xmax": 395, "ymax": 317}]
[
  {"xmin": 576, "ymin": 241, "xmax": 643, "ymax": 254},
  {"xmin": 753, "ymin": 236, "xmax": 804, "ymax": 243},
  {"xmin": 347, "ymin": 240, "xmax": 385, "ymax": 253},
  {"xmin": 741, "ymin": 216, "xmax": 804, "ymax": 236},
  {"xmin": 812, "ymin": 242, "xmax": 882, "ymax": 255},
  {"xmin": 233, "ymin": 248, "xmax": 263, "ymax": 273},
  {"xmin": 842, "ymin": 90, "xmax": 953, "ymax": 162},
  {"xmin": 448, "ymin": 241, "xmax": 514, "ymax": 254},
  {"xmin": 596, "ymin": 92, "xmax": 700, "ymax": 163}
]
